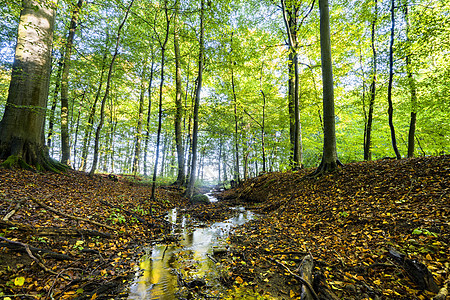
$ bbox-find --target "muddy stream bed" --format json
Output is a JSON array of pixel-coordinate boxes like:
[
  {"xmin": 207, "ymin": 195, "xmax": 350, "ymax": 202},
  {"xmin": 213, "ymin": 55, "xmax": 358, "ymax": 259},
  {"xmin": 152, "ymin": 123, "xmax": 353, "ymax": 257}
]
[{"xmin": 127, "ymin": 193, "xmax": 256, "ymax": 299}]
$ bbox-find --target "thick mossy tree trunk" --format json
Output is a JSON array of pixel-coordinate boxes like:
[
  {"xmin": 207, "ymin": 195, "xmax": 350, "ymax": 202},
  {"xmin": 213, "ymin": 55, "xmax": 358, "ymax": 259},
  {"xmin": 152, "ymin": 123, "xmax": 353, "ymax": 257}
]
[
  {"xmin": 312, "ymin": 0, "xmax": 342, "ymax": 175},
  {"xmin": 0, "ymin": 0, "xmax": 66, "ymax": 172}
]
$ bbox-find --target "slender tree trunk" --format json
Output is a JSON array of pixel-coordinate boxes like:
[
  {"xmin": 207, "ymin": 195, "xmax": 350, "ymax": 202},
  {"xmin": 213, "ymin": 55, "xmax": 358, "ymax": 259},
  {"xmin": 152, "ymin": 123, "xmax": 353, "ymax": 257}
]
[
  {"xmin": 186, "ymin": 0, "xmax": 204, "ymax": 198},
  {"xmin": 364, "ymin": 0, "xmax": 378, "ymax": 161},
  {"xmin": 387, "ymin": 0, "xmax": 401, "ymax": 159},
  {"xmin": 151, "ymin": 0, "xmax": 171, "ymax": 200},
  {"xmin": 90, "ymin": 0, "xmax": 134, "ymax": 175},
  {"xmin": 72, "ymin": 91, "xmax": 85, "ymax": 168},
  {"xmin": 79, "ymin": 43, "xmax": 108, "ymax": 171},
  {"xmin": 0, "ymin": 0, "xmax": 65, "ymax": 171},
  {"xmin": 60, "ymin": 0, "xmax": 83, "ymax": 167},
  {"xmin": 314, "ymin": 0, "xmax": 341, "ymax": 174},
  {"xmin": 47, "ymin": 52, "xmax": 64, "ymax": 151},
  {"xmin": 404, "ymin": 3, "xmax": 417, "ymax": 158},
  {"xmin": 261, "ymin": 89, "xmax": 266, "ymax": 172},
  {"xmin": 133, "ymin": 79, "xmax": 145, "ymax": 176},
  {"xmin": 174, "ymin": 0, "xmax": 185, "ymax": 186},
  {"xmin": 230, "ymin": 32, "xmax": 240, "ymax": 183},
  {"xmin": 281, "ymin": 0, "xmax": 303, "ymax": 168},
  {"xmin": 143, "ymin": 56, "xmax": 154, "ymax": 176}
]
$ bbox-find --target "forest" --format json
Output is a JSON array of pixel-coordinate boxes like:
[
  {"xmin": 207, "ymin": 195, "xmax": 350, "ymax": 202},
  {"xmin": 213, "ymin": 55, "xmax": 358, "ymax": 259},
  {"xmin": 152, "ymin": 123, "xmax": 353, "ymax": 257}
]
[
  {"xmin": 0, "ymin": 0, "xmax": 449, "ymax": 183},
  {"xmin": 0, "ymin": 0, "xmax": 450, "ymax": 299}
]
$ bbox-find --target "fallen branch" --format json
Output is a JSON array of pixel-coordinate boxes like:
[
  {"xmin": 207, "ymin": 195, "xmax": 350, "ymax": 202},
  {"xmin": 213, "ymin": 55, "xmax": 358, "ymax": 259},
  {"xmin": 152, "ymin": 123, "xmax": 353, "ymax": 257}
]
[
  {"xmin": 3, "ymin": 198, "xmax": 25, "ymax": 221},
  {"xmin": 0, "ymin": 219, "xmax": 111, "ymax": 238},
  {"xmin": 389, "ymin": 248, "xmax": 439, "ymax": 293},
  {"xmin": 0, "ymin": 241, "xmax": 73, "ymax": 261},
  {"xmin": 31, "ymin": 197, "xmax": 115, "ymax": 231},
  {"xmin": 0, "ymin": 236, "xmax": 70, "ymax": 277},
  {"xmin": 269, "ymin": 257, "xmax": 319, "ymax": 300}
]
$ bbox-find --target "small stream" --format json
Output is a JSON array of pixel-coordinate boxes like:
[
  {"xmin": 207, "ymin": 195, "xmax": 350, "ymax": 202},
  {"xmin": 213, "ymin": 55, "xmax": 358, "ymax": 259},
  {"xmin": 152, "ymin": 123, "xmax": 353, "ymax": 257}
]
[{"xmin": 127, "ymin": 194, "xmax": 255, "ymax": 299}]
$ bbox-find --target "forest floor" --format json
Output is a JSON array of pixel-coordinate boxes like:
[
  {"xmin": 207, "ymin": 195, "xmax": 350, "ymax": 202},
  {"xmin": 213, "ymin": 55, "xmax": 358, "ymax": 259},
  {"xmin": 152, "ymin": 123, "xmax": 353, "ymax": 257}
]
[
  {"xmin": 219, "ymin": 155, "xmax": 450, "ymax": 300},
  {"xmin": 0, "ymin": 155, "xmax": 449, "ymax": 300}
]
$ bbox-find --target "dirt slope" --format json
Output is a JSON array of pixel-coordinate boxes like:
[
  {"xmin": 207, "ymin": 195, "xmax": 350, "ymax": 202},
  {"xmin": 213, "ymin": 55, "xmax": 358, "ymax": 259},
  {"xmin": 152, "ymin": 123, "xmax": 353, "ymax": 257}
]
[{"xmin": 220, "ymin": 155, "xmax": 449, "ymax": 299}]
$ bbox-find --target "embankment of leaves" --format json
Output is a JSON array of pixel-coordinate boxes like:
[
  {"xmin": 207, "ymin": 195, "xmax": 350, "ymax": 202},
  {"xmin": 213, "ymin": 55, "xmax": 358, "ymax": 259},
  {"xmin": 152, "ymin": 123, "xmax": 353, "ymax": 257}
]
[
  {"xmin": 220, "ymin": 155, "xmax": 449, "ymax": 299},
  {"xmin": 0, "ymin": 167, "xmax": 189, "ymax": 299}
]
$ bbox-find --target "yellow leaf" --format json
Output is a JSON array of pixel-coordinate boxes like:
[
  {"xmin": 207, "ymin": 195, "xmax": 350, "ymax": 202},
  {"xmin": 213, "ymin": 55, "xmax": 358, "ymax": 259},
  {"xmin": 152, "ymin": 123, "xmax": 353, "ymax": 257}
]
[
  {"xmin": 426, "ymin": 254, "xmax": 432, "ymax": 260},
  {"xmin": 290, "ymin": 290, "xmax": 296, "ymax": 298},
  {"xmin": 235, "ymin": 276, "xmax": 243, "ymax": 284},
  {"xmin": 91, "ymin": 293, "xmax": 98, "ymax": 300},
  {"xmin": 14, "ymin": 276, "xmax": 25, "ymax": 286}
]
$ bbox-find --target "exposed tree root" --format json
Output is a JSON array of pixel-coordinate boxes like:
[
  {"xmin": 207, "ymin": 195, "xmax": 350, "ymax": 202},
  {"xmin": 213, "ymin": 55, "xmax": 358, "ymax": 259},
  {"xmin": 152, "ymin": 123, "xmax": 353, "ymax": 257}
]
[
  {"xmin": 0, "ymin": 219, "xmax": 111, "ymax": 238},
  {"xmin": 308, "ymin": 158, "xmax": 343, "ymax": 177},
  {"xmin": 0, "ymin": 236, "xmax": 71, "ymax": 276},
  {"xmin": 31, "ymin": 196, "xmax": 115, "ymax": 231}
]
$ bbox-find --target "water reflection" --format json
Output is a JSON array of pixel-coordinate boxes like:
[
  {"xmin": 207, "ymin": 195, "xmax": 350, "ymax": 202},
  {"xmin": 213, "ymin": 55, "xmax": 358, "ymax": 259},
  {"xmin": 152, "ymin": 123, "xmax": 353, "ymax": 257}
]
[{"xmin": 128, "ymin": 205, "xmax": 255, "ymax": 299}]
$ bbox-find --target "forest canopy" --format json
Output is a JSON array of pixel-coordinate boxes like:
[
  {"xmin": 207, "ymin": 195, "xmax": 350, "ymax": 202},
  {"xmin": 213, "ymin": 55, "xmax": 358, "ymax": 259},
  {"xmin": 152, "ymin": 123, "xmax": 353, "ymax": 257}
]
[{"xmin": 0, "ymin": 0, "xmax": 449, "ymax": 181}]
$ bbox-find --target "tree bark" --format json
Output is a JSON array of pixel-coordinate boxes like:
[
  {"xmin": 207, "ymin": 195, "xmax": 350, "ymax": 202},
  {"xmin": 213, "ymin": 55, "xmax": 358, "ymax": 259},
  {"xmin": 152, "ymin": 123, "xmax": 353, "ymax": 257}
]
[
  {"xmin": 174, "ymin": 0, "xmax": 185, "ymax": 186},
  {"xmin": 404, "ymin": 3, "xmax": 417, "ymax": 158},
  {"xmin": 387, "ymin": 0, "xmax": 402, "ymax": 159},
  {"xmin": 151, "ymin": 0, "xmax": 171, "ymax": 200},
  {"xmin": 79, "ymin": 41, "xmax": 108, "ymax": 171},
  {"xmin": 133, "ymin": 78, "xmax": 145, "ymax": 176},
  {"xmin": 0, "ymin": 0, "xmax": 65, "ymax": 172},
  {"xmin": 143, "ymin": 54, "xmax": 154, "ymax": 176},
  {"xmin": 313, "ymin": 0, "xmax": 342, "ymax": 175},
  {"xmin": 89, "ymin": 0, "xmax": 134, "ymax": 175},
  {"xmin": 60, "ymin": 0, "xmax": 84, "ymax": 167},
  {"xmin": 186, "ymin": 0, "xmax": 204, "ymax": 198},
  {"xmin": 47, "ymin": 52, "xmax": 64, "ymax": 151},
  {"xmin": 364, "ymin": 0, "xmax": 377, "ymax": 161}
]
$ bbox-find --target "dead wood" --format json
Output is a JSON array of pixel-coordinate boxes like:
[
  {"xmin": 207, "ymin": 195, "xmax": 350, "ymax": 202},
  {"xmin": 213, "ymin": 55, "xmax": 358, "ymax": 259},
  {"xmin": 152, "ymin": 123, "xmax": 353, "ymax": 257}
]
[
  {"xmin": 312, "ymin": 272, "xmax": 340, "ymax": 300},
  {"xmin": 2, "ymin": 198, "xmax": 25, "ymax": 221},
  {"xmin": 0, "ymin": 240, "xmax": 73, "ymax": 261},
  {"xmin": 432, "ymin": 280, "xmax": 449, "ymax": 300},
  {"xmin": 389, "ymin": 248, "xmax": 439, "ymax": 293},
  {"xmin": 31, "ymin": 196, "xmax": 115, "ymax": 231},
  {"xmin": 0, "ymin": 219, "xmax": 111, "ymax": 238},
  {"xmin": 270, "ymin": 257, "xmax": 319, "ymax": 300},
  {"xmin": 0, "ymin": 236, "xmax": 71, "ymax": 276},
  {"xmin": 297, "ymin": 254, "xmax": 315, "ymax": 300}
]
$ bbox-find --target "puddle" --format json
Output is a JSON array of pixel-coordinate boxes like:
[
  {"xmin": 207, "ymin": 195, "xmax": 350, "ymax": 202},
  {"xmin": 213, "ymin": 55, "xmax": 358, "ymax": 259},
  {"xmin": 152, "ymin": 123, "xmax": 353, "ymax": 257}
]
[{"xmin": 128, "ymin": 198, "xmax": 255, "ymax": 299}]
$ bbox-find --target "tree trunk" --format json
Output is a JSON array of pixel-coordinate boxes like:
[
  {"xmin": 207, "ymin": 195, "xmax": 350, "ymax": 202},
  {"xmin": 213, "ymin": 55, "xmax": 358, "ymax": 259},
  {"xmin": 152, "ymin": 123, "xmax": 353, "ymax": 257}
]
[
  {"xmin": 47, "ymin": 52, "xmax": 64, "ymax": 151},
  {"xmin": 281, "ymin": 0, "xmax": 303, "ymax": 168},
  {"xmin": 143, "ymin": 55, "xmax": 154, "ymax": 176},
  {"xmin": 404, "ymin": 3, "xmax": 417, "ymax": 158},
  {"xmin": 89, "ymin": 0, "xmax": 134, "ymax": 175},
  {"xmin": 72, "ymin": 91, "xmax": 85, "ymax": 168},
  {"xmin": 313, "ymin": 0, "xmax": 342, "ymax": 175},
  {"xmin": 133, "ymin": 78, "xmax": 145, "ymax": 176},
  {"xmin": 186, "ymin": 0, "xmax": 204, "ymax": 198},
  {"xmin": 230, "ymin": 33, "xmax": 240, "ymax": 184},
  {"xmin": 387, "ymin": 0, "xmax": 402, "ymax": 159},
  {"xmin": 364, "ymin": 0, "xmax": 378, "ymax": 161},
  {"xmin": 0, "ymin": 0, "xmax": 65, "ymax": 172},
  {"xmin": 151, "ymin": 0, "xmax": 171, "ymax": 200},
  {"xmin": 173, "ymin": 0, "xmax": 185, "ymax": 186},
  {"xmin": 60, "ymin": 0, "xmax": 83, "ymax": 167},
  {"xmin": 79, "ymin": 42, "xmax": 108, "ymax": 171}
]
